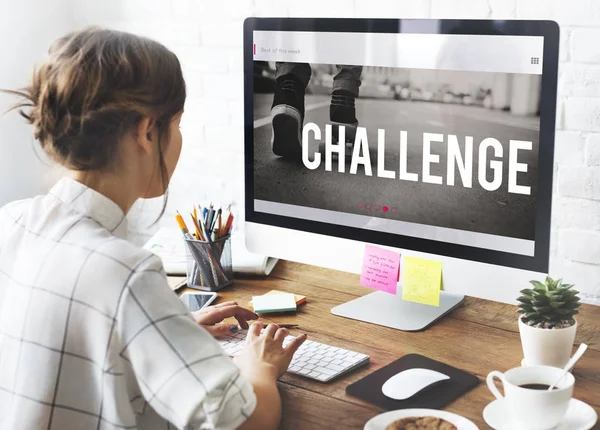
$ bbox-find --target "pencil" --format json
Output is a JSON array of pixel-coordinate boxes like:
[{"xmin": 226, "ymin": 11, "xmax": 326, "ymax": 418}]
[
  {"xmin": 221, "ymin": 211, "xmax": 230, "ymax": 237},
  {"xmin": 199, "ymin": 214, "xmax": 211, "ymax": 242},
  {"xmin": 216, "ymin": 210, "xmax": 222, "ymax": 239},
  {"xmin": 225, "ymin": 213, "xmax": 234, "ymax": 235},
  {"xmin": 190, "ymin": 212, "xmax": 204, "ymax": 240},
  {"xmin": 175, "ymin": 211, "xmax": 192, "ymax": 239}
]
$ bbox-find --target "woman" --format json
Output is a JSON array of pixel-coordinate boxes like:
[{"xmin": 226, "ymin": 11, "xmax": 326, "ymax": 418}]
[{"xmin": 0, "ymin": 27, "xmax": 305, "ymax": 430}]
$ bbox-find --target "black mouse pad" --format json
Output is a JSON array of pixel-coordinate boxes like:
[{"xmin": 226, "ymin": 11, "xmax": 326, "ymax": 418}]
[{"xmin": 346, "ymin": 354, "xmax": 479, "ymax": 410}]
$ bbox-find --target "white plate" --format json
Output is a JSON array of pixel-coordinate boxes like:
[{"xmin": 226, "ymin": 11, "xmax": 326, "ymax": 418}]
[
  {"xmin": 364, "ymin": 409, "xmax": 479, "ymax": 430},
  {"xmin": 483, "ymin": 398, "xmax": 598, "ymax": 430}
]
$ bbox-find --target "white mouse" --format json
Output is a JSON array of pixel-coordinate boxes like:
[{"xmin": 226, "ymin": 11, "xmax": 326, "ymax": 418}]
[{"xmin": 382, "ymin": 368, "xmax": 450, "ymax": 400}]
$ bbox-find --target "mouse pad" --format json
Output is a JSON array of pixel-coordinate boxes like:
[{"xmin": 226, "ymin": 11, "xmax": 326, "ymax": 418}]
[{"xmin": 346, "ymin": 353, "xmax": 479, "ymax": 410}]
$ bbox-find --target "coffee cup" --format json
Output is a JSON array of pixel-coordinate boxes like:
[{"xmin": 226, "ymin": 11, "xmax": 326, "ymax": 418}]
[{"xmin": 486, "ymin": 365, "xmax": 574, "ymax": 430}]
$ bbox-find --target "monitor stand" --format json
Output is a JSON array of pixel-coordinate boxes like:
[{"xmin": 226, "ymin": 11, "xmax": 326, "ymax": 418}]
[{"xmin": 331, "ymin": 289, "xmax": 465, "ymax": 332}]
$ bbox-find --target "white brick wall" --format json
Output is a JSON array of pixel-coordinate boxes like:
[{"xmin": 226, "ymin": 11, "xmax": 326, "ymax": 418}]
[
  {"xmin": 354, "ymin": 0, "xmax": 429, "ymax": 18},
  {"xmin": 553, "ymin": 131, "xmax": 586, "ymax": 166},
  {"xmin": 588, "ymin": 134, "xmax": 600, "ymax": 165},
  {"xmin": 571, "ymin": 28, "xmax": 600, "ymax": 63},
  {"xmin": 560, "ymin": 230, "xmax": 600, "ymax": 265},
  {"xmin": 564, "ymin": 97, "xmax": 600, "ymax": 132},
  {"xmin": 431, "ymin": 0, "xmax": 492, "ymax": 18},
  {"xmin": 559, "ymin": 167, "xmax": 600, "ymax": 200},
  {"xmin": 559, "ymin": 64, "xmax": 600, "ymax": 97},
  {"xmin": 68, "ymin": 0, "xmax": 600, "ymax": 304}
]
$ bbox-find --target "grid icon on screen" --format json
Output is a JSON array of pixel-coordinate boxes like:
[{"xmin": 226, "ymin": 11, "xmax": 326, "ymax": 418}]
[{"xmin": 531, "ymin": 57, "xmax": 540, "ymax": 65}]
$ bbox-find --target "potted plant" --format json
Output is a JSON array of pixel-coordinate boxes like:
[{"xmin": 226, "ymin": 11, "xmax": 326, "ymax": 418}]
[{"xmin": 517, "ymin": 276, "xmax": 581, "ymax": 368}]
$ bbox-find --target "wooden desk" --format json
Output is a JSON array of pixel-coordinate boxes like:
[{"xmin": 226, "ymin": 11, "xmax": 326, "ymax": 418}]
[{"xmin": 170, "ymin": 261, "xmax": 600, "ymax": 429}]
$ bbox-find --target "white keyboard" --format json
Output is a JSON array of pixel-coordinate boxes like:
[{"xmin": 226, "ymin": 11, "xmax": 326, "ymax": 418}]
[{"xmin": 217, "ymin": 329, "xmax": 370, "ymax": 382}]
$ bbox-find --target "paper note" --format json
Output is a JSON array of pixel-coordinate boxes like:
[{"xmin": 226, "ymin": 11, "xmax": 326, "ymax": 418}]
[
  {"xmin": 252, "ymin": 293, "xmax": 297, "ymax": 314},
  {"xmin": 249, "ymin": 290, "xmax": 306, "ymax": 309},
  {"xmin": 360, "ymin": 245, "xmax": 401, "ymax": 294},
  {"xmin": 402, "ymin": 257, "xmax": 442, "ymax": 307}
]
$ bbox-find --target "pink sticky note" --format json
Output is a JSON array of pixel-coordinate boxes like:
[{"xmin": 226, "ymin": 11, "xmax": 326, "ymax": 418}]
[{"xmin": 360, "ymin": 244, "xmax": 401, "ymax": 294}]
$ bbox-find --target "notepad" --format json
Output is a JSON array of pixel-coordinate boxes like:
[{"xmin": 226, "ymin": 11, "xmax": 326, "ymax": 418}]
[
  {"xmin": 402, "ymin": 257, "xmax": 442, "ymax": 307},
  {"xmin": 252, "ymin": 293, "xmax": 297, "ymax": 314}
]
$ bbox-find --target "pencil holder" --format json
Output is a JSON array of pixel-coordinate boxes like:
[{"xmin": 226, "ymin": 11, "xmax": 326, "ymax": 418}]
[{"xmin": 184, "ymin": 235, "xmax": 233, "ymax": 291}]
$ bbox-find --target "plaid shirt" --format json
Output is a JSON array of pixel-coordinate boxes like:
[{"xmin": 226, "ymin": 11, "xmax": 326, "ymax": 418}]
[{"xmin": 0, "ymin": 178, "xmax": 256, "ymax": 430}]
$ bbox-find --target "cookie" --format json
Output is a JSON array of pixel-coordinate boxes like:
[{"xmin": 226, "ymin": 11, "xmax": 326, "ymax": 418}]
[{"xmin": 385, "ymin": 416, "xmax": 457, "ymax": 430}]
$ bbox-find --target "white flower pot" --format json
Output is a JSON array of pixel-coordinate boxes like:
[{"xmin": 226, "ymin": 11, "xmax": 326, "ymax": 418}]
[{"xmin": 518, "ymin": 317, "xmax": 577, "ymax": 368}]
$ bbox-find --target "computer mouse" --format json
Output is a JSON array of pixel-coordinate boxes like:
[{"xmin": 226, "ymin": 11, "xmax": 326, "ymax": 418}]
[{"xmin": 382, "ymin": 368, "xmax": 450, "ymax": 400}]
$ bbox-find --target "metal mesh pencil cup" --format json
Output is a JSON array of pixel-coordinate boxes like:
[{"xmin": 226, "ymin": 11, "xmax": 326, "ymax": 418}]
[{"xmin": 184, "ymin": 235, "xmax": 233, "ymax": 291}]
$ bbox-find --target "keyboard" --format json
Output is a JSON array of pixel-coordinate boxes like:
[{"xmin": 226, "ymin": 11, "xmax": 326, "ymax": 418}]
[{"xmin": 217, "ymin": 329, "xmax": 370, "ymax": 382}]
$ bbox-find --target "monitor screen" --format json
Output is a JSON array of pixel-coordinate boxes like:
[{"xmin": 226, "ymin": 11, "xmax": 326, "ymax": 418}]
[{"xmin": 244, "ymin": 19, "xmax": 558, "ymax": 272}]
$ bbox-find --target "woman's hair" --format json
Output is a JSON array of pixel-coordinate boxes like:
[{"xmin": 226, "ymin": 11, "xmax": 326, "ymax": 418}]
[{"xmin": 4, "ymin": 27, "xmax": 186, "ymax": 215}]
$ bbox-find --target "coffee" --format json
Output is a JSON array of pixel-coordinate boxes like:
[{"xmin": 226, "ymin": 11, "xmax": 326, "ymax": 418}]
[
  {"xmin": 519, "ymin": 383, "xmax": 555, "ymax": 390},
  {"xmin": 487, "ymin": 367, "xmax": 574, "ymax": 430}
]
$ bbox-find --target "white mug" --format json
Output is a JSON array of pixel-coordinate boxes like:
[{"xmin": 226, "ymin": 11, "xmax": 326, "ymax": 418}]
[{"xmin": 486, "ymin": 365, "xmax": 574, "ymax": 430}]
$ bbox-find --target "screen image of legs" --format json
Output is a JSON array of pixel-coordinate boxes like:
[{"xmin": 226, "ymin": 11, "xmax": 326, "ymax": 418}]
[{"xmin": 271, "ymin": 62, "xmax": 363, "ymax": 157}]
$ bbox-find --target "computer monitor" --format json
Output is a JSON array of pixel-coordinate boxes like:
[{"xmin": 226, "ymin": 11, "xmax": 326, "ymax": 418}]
[{"xmin": 243, "ymin": 18, "xmax": 559, "ymax": 331}]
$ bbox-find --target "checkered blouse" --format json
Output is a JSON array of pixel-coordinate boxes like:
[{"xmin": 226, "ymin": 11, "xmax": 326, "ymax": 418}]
[{"xmin": 0, "ymin": 178, "xmax": 256, "ymax": 430}]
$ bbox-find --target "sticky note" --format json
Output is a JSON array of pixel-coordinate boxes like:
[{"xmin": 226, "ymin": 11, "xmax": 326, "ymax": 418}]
[
  {"xmin": 360, "ymin": 244, "xmax": 401, "ymax": 294},
  {"xmin": 252, "ymin": 293, "xmax": 297, "ymax": 314},
  {"xmin": 402, "ymin": 256, "xmax": 442, "ymax": 307},
  {"xmin": 249, "ymin": 290, "xmax": 306, "ymax": 310}
]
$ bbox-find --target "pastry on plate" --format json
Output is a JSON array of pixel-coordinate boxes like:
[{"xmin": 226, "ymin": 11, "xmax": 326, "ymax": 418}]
[{"xmin": 385, "ymin": 416, "xmax": 457, "ymax": 430}]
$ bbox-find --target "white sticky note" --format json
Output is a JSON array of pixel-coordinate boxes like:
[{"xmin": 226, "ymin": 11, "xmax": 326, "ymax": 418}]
[{"xmin": 252, "ymin": 293, "xmax": 297, "ymax": 314}]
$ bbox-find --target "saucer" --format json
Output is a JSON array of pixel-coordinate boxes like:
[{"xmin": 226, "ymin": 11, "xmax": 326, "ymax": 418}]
[{"xmin": 483, "ymin": 398, "xmax": 597, "ymax": 430}]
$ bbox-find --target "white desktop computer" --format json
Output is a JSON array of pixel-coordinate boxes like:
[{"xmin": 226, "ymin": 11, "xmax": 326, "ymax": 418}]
[{"xmin": 243, "ymin": 18, "xmax": 559, "ymax": 331}]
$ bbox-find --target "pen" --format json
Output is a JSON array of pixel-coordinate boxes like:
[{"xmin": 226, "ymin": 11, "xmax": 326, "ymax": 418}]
[
  {"xmin": 275, "ymin": 324, "xmax": 299, "ymax": 329},
  {"xmin": 212, "ymin": 208, "xmax": 219, "ymax": 232},
  {"xmin": 206, "ymin": 205, "xmax": 215, "ymax": 234}
]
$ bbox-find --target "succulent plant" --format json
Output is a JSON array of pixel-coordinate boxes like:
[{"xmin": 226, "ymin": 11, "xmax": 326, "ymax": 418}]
[{"xmin": 517, "ymin": 276, "xmax": 581, "ymax": 329}]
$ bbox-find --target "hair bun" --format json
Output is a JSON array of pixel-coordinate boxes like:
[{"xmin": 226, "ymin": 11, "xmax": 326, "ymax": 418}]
[{"xmin": 3, "ymin": 27, "xmax": 186, "ymax": 171}]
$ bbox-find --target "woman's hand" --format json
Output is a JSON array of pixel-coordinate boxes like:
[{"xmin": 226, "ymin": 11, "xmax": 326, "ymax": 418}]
[
  {"xmin": 233, "ymin": 322, "xmax": 307, "ymax": 381},
  {"xmin": 192, "ymin": 301, "xmax": 258, "ymax": 337},
  {"xmin": 236, "ymin": 323, "xmax": 305, "ymax": 430}
]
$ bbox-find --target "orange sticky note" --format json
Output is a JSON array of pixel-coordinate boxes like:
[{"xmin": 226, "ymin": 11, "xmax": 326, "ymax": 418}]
[
  {"xmin": 360, "ymin": 244, "xmax": 400, "ymax": 294},
  {"xmin": 402, "ymin": 256, "xmax": 442, "ymax": 307}
]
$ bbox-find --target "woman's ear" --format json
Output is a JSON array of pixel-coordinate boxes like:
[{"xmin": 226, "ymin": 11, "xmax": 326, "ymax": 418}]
[{"xmin": 134, "ymin": 117, "xmax": 156, "ymax": 155}]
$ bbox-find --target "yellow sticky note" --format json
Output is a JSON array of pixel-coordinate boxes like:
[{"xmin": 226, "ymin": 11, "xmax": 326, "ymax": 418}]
[{"xmin": 402, "ymin": 257, "xmax": 442, "ymax": 307}]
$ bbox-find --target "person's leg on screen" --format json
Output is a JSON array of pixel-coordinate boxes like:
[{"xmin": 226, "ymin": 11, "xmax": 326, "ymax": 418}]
[
  {"xmin": 331, "ymin": 65, "xmax": 363, "ymax": 146},
  {"xmin": 271, "ymin": 62, "xmax": 311, "ymax": 157}
]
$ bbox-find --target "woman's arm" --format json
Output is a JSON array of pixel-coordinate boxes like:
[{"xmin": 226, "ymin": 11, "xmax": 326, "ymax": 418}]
[
  {"xmin": 234, "ymin": 323, "xmax": 306, "ymax": 430},
  {"xmin": 116, "ymin": 258, "xmax": 306, "ymax": 430},
  {"xmin": 115, "ymin": 262, "xmax": 259, "ymax": 430},
  {"xmin": 236, "ymin": 366, "xmax": 281, "ymax": 430},
  {"xmin": 192, "ymin": 304, "xmax": 283, "ymax": 429}
]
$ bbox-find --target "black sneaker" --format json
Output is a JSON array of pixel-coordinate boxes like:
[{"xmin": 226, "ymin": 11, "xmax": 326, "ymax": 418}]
[
  {"xmin": 330, "ymin": 90, "xmax": 358, "ymax": 150},
  {"xmin": 270, "ymin": 76, "xmax": 305, "ymax": 158}
]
